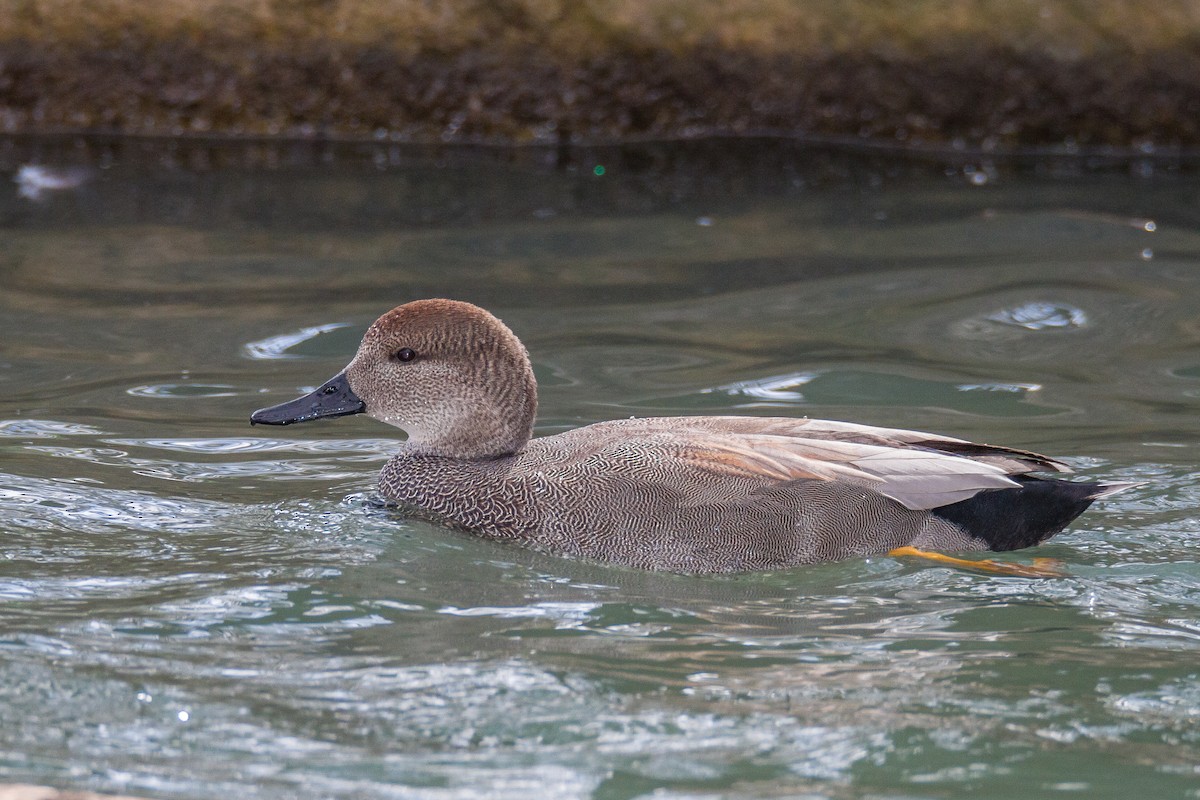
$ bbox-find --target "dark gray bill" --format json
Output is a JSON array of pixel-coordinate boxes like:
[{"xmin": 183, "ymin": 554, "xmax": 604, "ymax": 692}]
[{"xmin": 250, "ymin": 372, "xmax": 365, "ymax": 426}]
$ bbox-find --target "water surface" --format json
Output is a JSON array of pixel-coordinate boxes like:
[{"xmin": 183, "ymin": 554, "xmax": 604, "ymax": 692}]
[{"xmin": 1, "ymin": 138, "xmax": 1198, "ymax": 799}]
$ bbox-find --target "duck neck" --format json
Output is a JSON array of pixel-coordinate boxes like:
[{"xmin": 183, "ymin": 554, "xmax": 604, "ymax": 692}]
[
  {"xmin": 411, "ymin": 369, "xmax": 537, "ymax": 461},
  {"xmin": 422, "ymin": 402, "xmax": 534, "ymax": 460}
]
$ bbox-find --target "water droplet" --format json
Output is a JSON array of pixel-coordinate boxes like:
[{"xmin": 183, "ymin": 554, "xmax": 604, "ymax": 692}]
[
  {"xmin": 177, "ymin": 710, "xmax": 190, "ymax": 722},
  {"xmin": 1141, "ymin": 248, "xmax": 1154, "ymax": 260},
  {"xmin": 1143, "ymin": 220, "xmax": 1157, "ymax": 232},
  {"xmin": 970, "ymin": 171, "xmax": 989, "ymax": 186},
  {"xmin": 695, "ymin": 216, "xmax": 714, "ymax": 227}
]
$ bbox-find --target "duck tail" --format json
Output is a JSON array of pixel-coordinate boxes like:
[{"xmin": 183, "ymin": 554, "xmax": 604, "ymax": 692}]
[
  {"xmin": 1086, "ymin": 481, "xmax": 1142, "ymax": 500},
  {"xmin": 930, "ymin": 476, "xmax": 1134, "ymax": 553}
]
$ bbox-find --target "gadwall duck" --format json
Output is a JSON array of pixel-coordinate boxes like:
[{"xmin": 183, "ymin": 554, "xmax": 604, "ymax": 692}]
[{"xmin": 251, "ymin": 299, "xmax": 1131, "ymax": 574}]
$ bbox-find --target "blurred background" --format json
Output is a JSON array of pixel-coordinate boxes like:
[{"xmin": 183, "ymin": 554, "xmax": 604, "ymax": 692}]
[{"xmin": 4, "ymin": 0, "xmax": 1200, "ymax": 150}]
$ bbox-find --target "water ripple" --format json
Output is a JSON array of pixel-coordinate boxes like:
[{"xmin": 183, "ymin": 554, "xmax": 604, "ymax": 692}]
[
  {"xmin": 0, "ymin": 473, "xmax": 236, "ymax": 535},
  {"xmin": 438, "ymin": 601, "xmax": 600, "ymax": 623},
  {"xmin": 244, "ymin": 323, "xmax": 352, "ymax": 360},
  {"xmin": 700, "ymin": 371, "xmax": 818, "ymax": 402},
  {"xmin": 107, "ymin": 436, "xmax": 401, "ymax": 455},
  {"xmin": 127, "ymin": 383, "xmax": 241, "ymax": 398},
  {"xmin": 956, "ymin": 381, "xmax": 1042, "ymax": 393},
  {"xmin": 0, "ymin": 419, "xmax": 106, "ymax": 438},
  {"xmin": 24, "ymin": 442, "xmax": 389, "ymax": 483},
  {"xmin": 987, "ymin": 301, "xmax": 1088, "ymax": 330}
]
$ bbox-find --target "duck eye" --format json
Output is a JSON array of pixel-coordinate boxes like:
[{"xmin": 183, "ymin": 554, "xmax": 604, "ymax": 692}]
[{"xmin": 395, "ymin": 347, "xmax": 417, "ymax": 362}]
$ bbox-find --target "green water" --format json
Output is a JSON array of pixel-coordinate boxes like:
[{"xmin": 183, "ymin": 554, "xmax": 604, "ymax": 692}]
[{"xmin": 1, "ymin": 138, "xmax": 1198, "ymax": 799}]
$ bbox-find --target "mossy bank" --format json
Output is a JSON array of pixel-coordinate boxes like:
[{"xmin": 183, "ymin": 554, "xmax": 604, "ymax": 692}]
[{"xmin": 4, "ymin": 0, "xmax": 1200, "ymax": 150}]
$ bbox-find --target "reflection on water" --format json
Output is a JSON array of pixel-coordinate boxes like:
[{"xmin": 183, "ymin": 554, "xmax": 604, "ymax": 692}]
[
  {"xmin": 0, "ymin": 138, "xmax": 1198, "ymax": 799},
  {"xmin": 988, "ymin": 300, "xmax": 1088, "ymax": 330},
  {"xmin": 243, "ymin": 323, "xmax": 355, "ymax": 360},
  {"xmin": 689, "ymin": 369, "xmax": 1055, "ymax": 416}
]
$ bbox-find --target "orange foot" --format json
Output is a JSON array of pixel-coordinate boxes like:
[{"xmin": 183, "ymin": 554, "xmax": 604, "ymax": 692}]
[{"xmin": 888, "ymin": 546, "xmax": 1066, "ymax": 578}]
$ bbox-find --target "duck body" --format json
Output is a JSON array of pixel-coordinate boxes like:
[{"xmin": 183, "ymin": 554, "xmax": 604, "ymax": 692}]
[
  {"xmin": 251, "ymin": 299, "xmax": 1128, "ymax": 574},
  {"xmin": 376, "ymin": 417, "xmax": 1110, "ymax": 573}
]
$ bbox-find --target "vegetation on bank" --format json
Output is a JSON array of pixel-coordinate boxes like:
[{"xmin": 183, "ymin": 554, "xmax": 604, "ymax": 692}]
[{"xmin": 3, "ymin": 0, "xmax": 1200, "ymax": 148}]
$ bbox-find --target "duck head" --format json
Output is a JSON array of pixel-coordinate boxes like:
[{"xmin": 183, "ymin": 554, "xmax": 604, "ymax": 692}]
[{"xmin": 251, "ymin": 299, "xmax": 538, "ymax": 459}]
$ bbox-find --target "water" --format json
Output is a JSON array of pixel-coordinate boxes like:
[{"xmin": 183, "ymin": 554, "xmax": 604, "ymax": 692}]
[{"xmin": 1, "ymin": 137, "xmax": 1199, "ymax": 799}]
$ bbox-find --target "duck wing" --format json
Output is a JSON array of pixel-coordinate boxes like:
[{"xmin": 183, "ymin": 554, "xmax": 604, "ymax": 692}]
[
  {"xmin": 669, "ymin": 431, "xmax": 1029, "ymax": 511},
  {"xmin": 648, "ymin": 416, "xmax": 1072, "ymax": 476}
]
